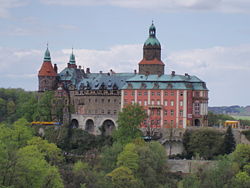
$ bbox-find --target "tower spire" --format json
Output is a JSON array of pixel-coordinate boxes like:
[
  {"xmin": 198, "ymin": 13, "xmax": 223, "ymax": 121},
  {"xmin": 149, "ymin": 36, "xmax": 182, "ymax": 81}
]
[{"xmin": 43, "ymin": 43, "xmax": 51, "ymax": 62}]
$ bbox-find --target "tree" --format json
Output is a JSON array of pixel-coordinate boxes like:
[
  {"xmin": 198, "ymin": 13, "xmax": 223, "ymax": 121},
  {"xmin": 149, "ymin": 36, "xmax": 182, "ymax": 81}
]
[
  {"xmin": 101, "ymin": 142, "xmax": 123, "ymax": 173},
  {"xmin": 106, "ymin": 166, "xmax": 141, "ymax": 188},
  {"xmin": 27, "ymin": 137, "xmax": 63, "ymax": 165},
  {"xmin": 178, "ymin": 174, "xmax": 200, "ymax": 188},
  {"xmin": 15, "ymin": 145, "xmax": 63, "ymax": 188},
  {"xmin": 232, "ymin": 171, "xmax": 250, "ymax": 188},
  {"xmin": 34, "ymin": 91, "xmax": 53, "ymax": 121},
  {"xmin": 231, "ymin": 144, "xmax": 250, "ymax": 169},
  {"xmin": 112, "ymin": 104, "xmax": 146, "ymax": 145},
  {"xmin": 186, "ymin": 128, "xmax": 223, "ymax": 159},
  {"xmin": 117, "ymin": 143, "xmax": 139, "ymax": 172},
  {"xmin": 223, "ymin": 126, "xmax": 236, "ymax": 154}
]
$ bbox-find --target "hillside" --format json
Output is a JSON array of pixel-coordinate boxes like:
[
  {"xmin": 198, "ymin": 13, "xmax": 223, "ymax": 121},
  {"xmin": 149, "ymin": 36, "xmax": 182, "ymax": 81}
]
[{"xmin": 209, "ymin": 105, "xmax": 250, "ymax": 116}]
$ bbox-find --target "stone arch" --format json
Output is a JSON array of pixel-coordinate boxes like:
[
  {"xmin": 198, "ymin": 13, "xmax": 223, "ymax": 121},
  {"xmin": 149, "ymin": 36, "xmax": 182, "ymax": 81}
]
[
  {"xmin": 71, "ymin": 119, "xmax": 79, "ymax": 128},
  {"xmin": 194, "ymin": 119, "xmax": 201, "ymax": 127},
  {"xmin": 101, "ymin": 119, "xmax": 115, "ymax": 136},
  {"xmin": 85, "ymin": 119, "xmax": 95, "ymax": 133}
]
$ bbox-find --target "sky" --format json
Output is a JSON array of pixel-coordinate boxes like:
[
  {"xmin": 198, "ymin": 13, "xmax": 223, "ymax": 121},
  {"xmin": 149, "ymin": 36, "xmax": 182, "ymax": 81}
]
[{"xmin": 0, "ymin": 0, "xmax": 250, "ymax": 106}]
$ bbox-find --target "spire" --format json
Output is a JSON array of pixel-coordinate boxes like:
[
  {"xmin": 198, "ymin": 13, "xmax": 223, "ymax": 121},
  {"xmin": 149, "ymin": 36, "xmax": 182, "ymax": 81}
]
[
  {"xmin": 144, "ymin": 22, "xmax": 160, "ymax": 46},
  {"xmin": 149, "ymin": 21, "xmax": 156, "ymax": 37},
  {"xmin": 43, "ymin": 44, "xmax": 51, "ymax": 62},
  {"xmin": 69, "ymin": 48, "xmax": 76, "ymax": 64}
]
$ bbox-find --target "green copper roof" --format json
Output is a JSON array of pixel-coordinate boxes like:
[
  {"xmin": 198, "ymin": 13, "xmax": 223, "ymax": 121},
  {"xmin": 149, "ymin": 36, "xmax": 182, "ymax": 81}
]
[
  {"xmin": 69, "ymin": 52, "xmax": 76, "ymax": 64},
  {"xmin": 144, "ymin": 23, "xmax": 161, "ymax": 46},
  {"xmin": 144, "ymin": 37, "xmax": 160, "ymax": 46},
  {"xmin": 43, "ymin": 47, "xmax": 51, "ymax": 62}
]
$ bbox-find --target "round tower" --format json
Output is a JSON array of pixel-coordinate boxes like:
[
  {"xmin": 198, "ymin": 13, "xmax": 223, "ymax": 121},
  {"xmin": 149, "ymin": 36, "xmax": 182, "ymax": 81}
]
[
  {"xmin": 139, "ymin": 22, "xmax": 165, "ymax": 75},
  {"xmin": 67, "ymin": 48, "xmax": 77, "ymax": 69},
  {"xmin": 38, "ymin": 47, "xmax": 58, "ymax": 91}
]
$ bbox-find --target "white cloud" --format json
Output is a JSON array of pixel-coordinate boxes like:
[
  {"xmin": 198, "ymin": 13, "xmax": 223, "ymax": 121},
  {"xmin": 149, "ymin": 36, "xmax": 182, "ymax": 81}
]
[
  {"xmin": 1, "ymin": 44, "xmax": 250, "ymax": 105},
  {"xmin": 40, "ymin": 0, "xmax": 250, "ymax": 13},
  {"xmin": 0, "ymin": 0, "xmax": 28, "ymax": 18}
]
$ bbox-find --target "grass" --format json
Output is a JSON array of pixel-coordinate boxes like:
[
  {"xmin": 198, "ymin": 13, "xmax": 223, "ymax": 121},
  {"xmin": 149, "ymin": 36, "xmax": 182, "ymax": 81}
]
[{"xmin": 232, "ymin": 115, "xmax": 250, "ymax": 120}]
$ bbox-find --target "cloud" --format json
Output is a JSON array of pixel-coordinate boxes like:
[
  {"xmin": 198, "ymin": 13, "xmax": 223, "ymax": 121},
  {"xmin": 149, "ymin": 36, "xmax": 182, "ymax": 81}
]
[
  {"xmin": 1, "ymin": 44, "xmax": 250, "ymax": 105},
  {"xmin": 40, "ymin": 0, "xmax": 250, "ymax": 13},
  {"xmin": 0, "ymin": 0, "xmax": 28, "ymax": 18}
]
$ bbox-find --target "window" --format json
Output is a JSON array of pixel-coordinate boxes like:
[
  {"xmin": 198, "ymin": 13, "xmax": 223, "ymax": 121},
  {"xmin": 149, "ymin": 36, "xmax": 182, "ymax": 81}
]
[
  {"xmin": 107, "ymin": 110, "xmax": 111, "ymax": 114},
  {"xmin": 180, "ymin": 101, "xmax": 183, "ymax": 106},
  {"xmin": 171, "ymin": 91, "xmax": 174, "ymax": 96},
  {"xmin": 131, "ymin": 100, "xmax": 135, "ymax": 104},
  {"xmin": 164, "ymin": 110, "xmax": 168, "ymax": 115},
  {"xmin": 179, "ymin": 120, "xmax": 183, "ymax": 125},
  {"xmin": 157, "ymin": 92, "xmax": 160, "ymax": 96},
  {"xmin": 171, "ymin": 120, "xmax": 174, "ymax": 126},
  {"xmin": 157, "ymin": 120, "xmax": 160, "ymax": 125},
  {"xmin": 95, "ymin": 99, "xmax": 97, "ymax": 103},
  {"xmin": 152, "ymin": 92, "xmax": 154, "ymax": 96},
  {"xmin": 195, "ymin": 91, "xmax": 199, "ymax": 97},
  {"xmin": 164, "ymin": 120, "xmax": 167, "ymax": 125},
  {"xmin": 144, "ymin": 100, "xmax": 147, "ymax": 106},
  {"xmin": 151, "ymin": 100, "xmax": 155, "ymax": 105},
  {"xmin": 151, "ymin": 110, "xmax": 154, "ymax": 115},
  {"xmin": 124, "ymin": 92, "xmax": 127, "ymax": 96},
  {"xmin": 164, "ymin": 100, "xmax": 168, "ymax": 106},
  {"xmin": 138, "ymin": 92, "xmax": 142, "ymax": 96},
  {"xmin": 114, "ymin": 110, "xmax": 117, "ymax": 115},
  {"xmin": 102, "ymin": 109, "xmax": 104, "ymax": 114},
  {"xmin": 138, "ymin": 100, "xmax": 142, "ymax": 105},
  {"xmin": 157, "ymin": 109, "xmax": 160, "ymax": 115},
  {"xmin": 151, "ymin": 120, "xmax": 154, "ymax": 125},
  {"xmin": 180, "ymin": 92, "xmax": 183, "ymax": 96},
  {"xmin": 102, "ymin": 98, "xmax": 104, "ymax": 103},
  {"xmin": 108, "ymin": 99, "xmax": 110, "ymax": 103},
  {"xmin": 171, "ymin": 110, "xmax": 174, "ymax": 116},
  {"xmin": 180, "ymin": 110, "xmax": 183, "ymax": 117},
  {"xmin": 171, "ymin": 100, "xmax": 174, "ymax": 106},
  {"xmin": 88, "ymin": 99, "xmax": 91, "ymax": 103},
  {"xmin": 114, "ymin": 99, "xmax": 117, "ymax": 103},
  {"xmin": 164, "ymin": 92, "xmax": 168, "ymax": 96},
  {"xmin": 144, "ymin": 92, "xmax": 147, "ymax": 96},
  {"xmin": 124, "ymin": 99, "xmax": 127, "ymax": 104},
  {"xmin": 132, "ymin": 91, "xmax": 135, "ymax": 96},
  {"xmin": 194, "ymin": 102, "xmax": 200, "ymax": 115},
  {"xmin": 157, "ymin": 100, "xmax": 160, "ymax": 105}
]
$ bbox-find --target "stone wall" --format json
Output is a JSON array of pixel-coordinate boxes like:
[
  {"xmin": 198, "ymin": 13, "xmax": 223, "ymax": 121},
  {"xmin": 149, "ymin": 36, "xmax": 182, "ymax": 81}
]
[{"xmin": 168, "ymin": 159, "xmax": 216, "ymax": 174}]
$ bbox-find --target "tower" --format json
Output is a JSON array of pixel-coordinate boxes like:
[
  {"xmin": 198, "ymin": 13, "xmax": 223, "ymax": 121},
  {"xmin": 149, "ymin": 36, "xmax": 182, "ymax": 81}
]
[
  {"xmin": 67, "ymin": 49, "xmax": 77, "ymax": 69},
  {"xmin": 38, "ymin": 47, "xmax": 58, "ymax": 91},
  {"xmin": 139, "ymin": 22, "xmax": 165, "ymax": 75}
]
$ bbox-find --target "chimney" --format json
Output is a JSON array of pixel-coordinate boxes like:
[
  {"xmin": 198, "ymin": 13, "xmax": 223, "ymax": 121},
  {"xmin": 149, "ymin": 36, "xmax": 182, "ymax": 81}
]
[
  {"xmin": 54, "ymin": 64, "xmax": 58, "ymax": 74},
  {"xmin": 86, "ymin": 68, "xmax": 90, "ymax": 74},
  {"xmin": 171, "ymin": 71, "xmax": 175, "ymax": 76},
  {"xmin": 134, "ymin": 69, "xmax": 137, "ymax": 74},
  {"xmin": 79, "ymin": 65, "xmax": 81, "ymax": 69},
  {"xmin": 99, "ymin": 71, "xmax": 103, "ymax": 74}
]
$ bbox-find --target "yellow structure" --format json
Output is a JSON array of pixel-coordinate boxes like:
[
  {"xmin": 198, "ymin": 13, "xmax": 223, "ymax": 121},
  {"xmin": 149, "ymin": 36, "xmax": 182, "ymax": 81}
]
[{"xmin": 224, "ymin": 120, "xmax": 240, "ymax": 128}]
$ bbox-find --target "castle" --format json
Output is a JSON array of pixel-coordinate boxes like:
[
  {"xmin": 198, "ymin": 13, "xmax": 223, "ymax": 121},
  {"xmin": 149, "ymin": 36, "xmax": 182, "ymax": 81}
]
[{"xmin": 38, "ymin": 23, "xmax": 208, "ymax": 136}]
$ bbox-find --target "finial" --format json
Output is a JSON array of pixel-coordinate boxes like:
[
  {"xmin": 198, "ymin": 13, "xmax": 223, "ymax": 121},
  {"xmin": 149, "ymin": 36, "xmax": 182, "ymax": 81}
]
[
  {"xmin": 152, "ymin": 20, "xmax": 154, "ymax": 24},
  {"xmin": 72, "ymin": 47, "xmax": 74, "ymax": 54},
  {"xmin": 46, "ymin": 42, "xmax": 49, "ymax": 49}
]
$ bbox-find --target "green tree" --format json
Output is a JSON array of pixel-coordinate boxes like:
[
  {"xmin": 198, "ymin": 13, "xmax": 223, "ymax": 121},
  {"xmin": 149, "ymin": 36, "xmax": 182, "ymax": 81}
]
[
  {"xmin": 34, "ymin": 91, "xmax": 53, "ymax": 121},
  {"xmin": 232, "ymin": 171, "xmax": 250, "ymax": 188},
  {"xmin": 232, "ymin": 144, "xmax": 250, "ymax": 169},
  {"xmin": 117, "ymin": 143, "xmax": 139, "ymax": 172},
  {"xmin": 15, "ymin": 145, "xmax": 63, "ymax": 188},
  {"xmin": 106, "ymin": 166, "xmax": 142, "ymax": 188},
  {"xmin": 178, "ymin": 174, "xmax": 200, "ymax": 188},
  {"xmin": 187, "ymin": 128, "xmax": 223, "ymax": 159},
  {"xmin": 223, "ymin": 126, "xmax": 236, "ymax": 154},
  {"xmin": 101, "ymin": 142, "xmax": 123, "ymax": 173},
  {"xmin": 27, "ymin": 137, "xmax": 63, "ymax": 165},
  {"xmin": 112, "ymin": 104, "xmax": 146, "ymax": 145}
]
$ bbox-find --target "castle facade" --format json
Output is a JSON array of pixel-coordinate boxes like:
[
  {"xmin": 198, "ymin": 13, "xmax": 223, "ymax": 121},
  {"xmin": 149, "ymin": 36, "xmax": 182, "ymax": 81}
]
[{"xmin": 38, "ymin": 23, "xmax": 208, "ymax": 135}]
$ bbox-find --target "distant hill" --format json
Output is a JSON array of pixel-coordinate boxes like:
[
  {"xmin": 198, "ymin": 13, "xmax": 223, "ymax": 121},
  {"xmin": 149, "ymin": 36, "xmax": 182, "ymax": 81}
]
[{"xmin": 208, "ymin": 105, "xmax": 250, "ymax": 116}]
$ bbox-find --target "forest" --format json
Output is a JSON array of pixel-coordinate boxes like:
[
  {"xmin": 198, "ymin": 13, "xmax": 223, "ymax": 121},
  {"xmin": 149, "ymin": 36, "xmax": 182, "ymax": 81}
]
[{"xmin": 0, "ymin": 88, "xmax": 250, "ymax": 188}]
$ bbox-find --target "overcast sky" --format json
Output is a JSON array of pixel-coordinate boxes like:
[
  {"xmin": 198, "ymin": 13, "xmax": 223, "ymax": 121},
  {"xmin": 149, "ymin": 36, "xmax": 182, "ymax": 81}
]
[{"xmin": 0, "ymin": 0, "xmax": 250, "ymax": 106}]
